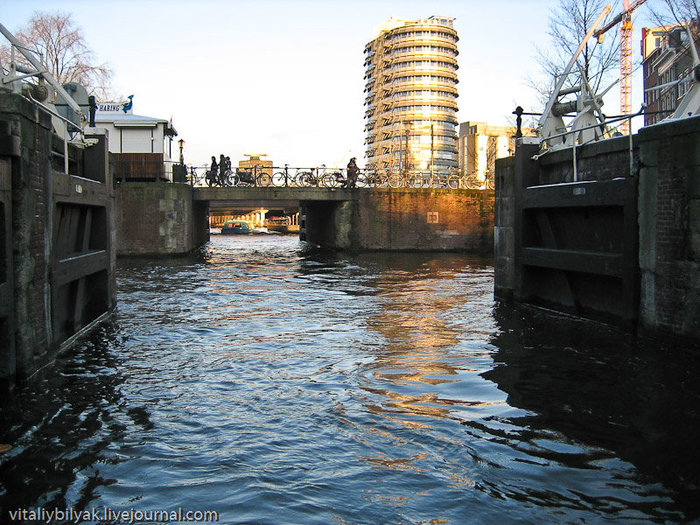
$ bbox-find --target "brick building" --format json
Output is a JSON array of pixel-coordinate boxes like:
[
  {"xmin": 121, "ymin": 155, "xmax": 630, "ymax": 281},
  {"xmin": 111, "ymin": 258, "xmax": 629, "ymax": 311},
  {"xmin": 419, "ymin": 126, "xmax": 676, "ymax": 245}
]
[{"xmin": 641, "ymin": 23, "xmax": 695, "ymax": 126}]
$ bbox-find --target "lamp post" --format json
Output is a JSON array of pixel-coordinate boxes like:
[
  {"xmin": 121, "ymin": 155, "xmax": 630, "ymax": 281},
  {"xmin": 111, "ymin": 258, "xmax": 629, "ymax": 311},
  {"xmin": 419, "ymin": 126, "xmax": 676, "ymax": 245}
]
[{"xmin": 178, "ymin": 138, "xmax": 185, "ymax": 165}]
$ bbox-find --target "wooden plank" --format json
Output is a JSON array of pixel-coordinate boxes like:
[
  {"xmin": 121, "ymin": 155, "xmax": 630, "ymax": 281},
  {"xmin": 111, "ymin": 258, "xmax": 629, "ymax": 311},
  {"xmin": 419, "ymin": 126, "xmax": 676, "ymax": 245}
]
[
  {"xmin": 534, "ymin": 210, "xmax": 578, "ymax": 309},
  {"xmin": 522, "ymin": 247, "xmax": 624, "ymax": 277},
  {"xmin": 523, "ymin": 178, "xmax": 634, "ymax": 209},
  {"xmin": 53, "ymin": 250, "xmax": 108, "ymax": 286}
]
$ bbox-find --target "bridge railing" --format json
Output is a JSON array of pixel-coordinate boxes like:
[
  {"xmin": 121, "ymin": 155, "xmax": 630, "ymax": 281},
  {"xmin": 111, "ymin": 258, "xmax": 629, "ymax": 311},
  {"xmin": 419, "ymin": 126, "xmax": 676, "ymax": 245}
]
[{"xmin": 185, "ymin": 164, "xmax": 494, "ymax": 190}]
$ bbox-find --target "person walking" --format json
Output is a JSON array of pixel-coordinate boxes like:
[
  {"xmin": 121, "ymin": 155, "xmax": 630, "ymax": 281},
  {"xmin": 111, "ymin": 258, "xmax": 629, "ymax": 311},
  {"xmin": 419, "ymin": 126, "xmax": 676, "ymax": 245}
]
[
  {"xmin": 346, "ymin": 157, "xmax": 359, "ymax": 188},
  {"xmin": 219, "ymin": 154, "xmax": 227, "ymax": 186},
  {"xmin": 208, "ymin": 156, "xmax": 218, "ymax": 187}
]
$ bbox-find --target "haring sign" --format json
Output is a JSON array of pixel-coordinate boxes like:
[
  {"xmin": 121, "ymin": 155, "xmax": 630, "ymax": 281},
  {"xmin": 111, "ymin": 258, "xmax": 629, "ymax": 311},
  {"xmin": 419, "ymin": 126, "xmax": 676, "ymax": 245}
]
[
  {"xmin": 97, "ymin": 102, "xmax": 123, "ymax": 112},
  {"xmin": 96, "ymin": 96, "xmax": 133, "ymax": 114}
]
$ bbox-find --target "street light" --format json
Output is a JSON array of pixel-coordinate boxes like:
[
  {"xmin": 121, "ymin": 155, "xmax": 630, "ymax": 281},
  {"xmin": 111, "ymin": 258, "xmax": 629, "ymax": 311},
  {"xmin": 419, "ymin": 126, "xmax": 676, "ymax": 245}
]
[{"xmin": 178, "ymin": 138, "xmax": 185, "ymax": 165}]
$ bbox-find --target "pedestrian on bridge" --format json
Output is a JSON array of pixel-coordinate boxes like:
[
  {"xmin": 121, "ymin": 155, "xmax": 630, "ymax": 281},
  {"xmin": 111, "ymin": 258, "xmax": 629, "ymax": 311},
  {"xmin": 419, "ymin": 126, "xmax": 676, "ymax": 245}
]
[
  {"xmin": 208, "ymin": 156, "xmax": 219, "ymax": 187},
  {"xmin": 346, "ymin": 157, "xmax": 359, "ymax": 188},
  {"xmin": 219, "ymin": 154, "xmax": 228, "ymax": 186}
]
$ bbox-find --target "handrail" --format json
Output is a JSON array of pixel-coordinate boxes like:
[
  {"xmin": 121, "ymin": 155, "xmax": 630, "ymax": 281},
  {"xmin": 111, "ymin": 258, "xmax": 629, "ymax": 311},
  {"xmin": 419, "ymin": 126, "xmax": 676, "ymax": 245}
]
[
  {"xmin": 533, "ymin": 106, "xmax": 646, "ymax": 182},
  {"xmin": 182, "ymin": 165, "xmax": 490, "ymax": 190}
]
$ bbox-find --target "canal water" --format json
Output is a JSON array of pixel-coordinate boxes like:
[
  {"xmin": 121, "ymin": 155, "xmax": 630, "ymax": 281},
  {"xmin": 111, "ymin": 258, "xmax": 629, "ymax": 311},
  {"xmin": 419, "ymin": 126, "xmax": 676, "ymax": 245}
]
[{"xmin": 1, "ymin": 235, "xmax": 700, "ymax": 524}]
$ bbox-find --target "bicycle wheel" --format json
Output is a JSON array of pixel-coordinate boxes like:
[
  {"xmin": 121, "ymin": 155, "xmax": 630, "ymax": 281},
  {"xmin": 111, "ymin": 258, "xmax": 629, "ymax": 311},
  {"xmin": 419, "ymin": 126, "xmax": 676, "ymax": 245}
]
[
  {"xmin": 447, "ymin": 175, "xmax": 460, "ymax": 189},
  {"xmin": 463, "ymin": 175, "xmax": 480, "ymax": 189},
  {"xmin": 323, "ymin": 172, "xmax": 342, "ymax": 188},
  {"xmin": 272, "ymin": 171, "xmax": 288, "ymax": 187},
  {"xmin": 296, "ymin": 171, "xmax": 314, "ymax": 186},
  {"xmin": 387, "ymin": 174, "xmax": 403, "ymax": 188},
  {"xmin": 257, "ymin": 172, "xmax": 272, "ymax": 187},
  {"xmin": 357, "ymin": 172, "xmax": 372, "ymax": 187},
  {"xmin": 406, "ymin": 174, "xmax": 422, "ymax": 188}
]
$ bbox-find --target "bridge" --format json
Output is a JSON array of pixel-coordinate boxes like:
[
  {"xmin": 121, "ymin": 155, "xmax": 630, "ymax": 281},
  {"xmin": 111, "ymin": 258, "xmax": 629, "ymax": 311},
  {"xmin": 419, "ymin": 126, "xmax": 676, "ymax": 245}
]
[
  {"xmin": 193, "ymin": 186, "xmax": 354, "ymax": 231},
  {"xmin": 193, "ymin": 185, "xmax": 352, "ymax": 212},
  {"xmin": 115, "ymin": 180, "xmax": 495, "ymax": 255}
]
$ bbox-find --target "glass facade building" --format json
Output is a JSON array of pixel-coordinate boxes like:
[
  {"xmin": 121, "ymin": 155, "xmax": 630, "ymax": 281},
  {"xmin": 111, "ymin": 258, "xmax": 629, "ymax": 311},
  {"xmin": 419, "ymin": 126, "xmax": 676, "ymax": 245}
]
[{"xmin": 364, "ymin": 16, "xmax": 459, "ymax": 172}]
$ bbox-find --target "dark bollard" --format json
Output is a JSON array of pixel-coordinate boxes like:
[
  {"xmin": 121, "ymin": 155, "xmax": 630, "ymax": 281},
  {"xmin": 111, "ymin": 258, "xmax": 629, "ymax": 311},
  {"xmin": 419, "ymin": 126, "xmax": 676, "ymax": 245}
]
[
  {"xmin": 88, "ymin": 95, "xmax": 96, "ymax": 128},
  {"xmin": 513, "ymin": 106, "xmax": 523, "ymax": 138}
]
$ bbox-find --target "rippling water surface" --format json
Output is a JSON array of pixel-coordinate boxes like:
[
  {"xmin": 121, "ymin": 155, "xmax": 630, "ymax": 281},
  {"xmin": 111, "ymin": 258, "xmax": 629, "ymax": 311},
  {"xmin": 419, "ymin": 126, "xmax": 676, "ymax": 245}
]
[{"xmin": 2, "ymin": 235, "xmax": 700, "ymax": 524}]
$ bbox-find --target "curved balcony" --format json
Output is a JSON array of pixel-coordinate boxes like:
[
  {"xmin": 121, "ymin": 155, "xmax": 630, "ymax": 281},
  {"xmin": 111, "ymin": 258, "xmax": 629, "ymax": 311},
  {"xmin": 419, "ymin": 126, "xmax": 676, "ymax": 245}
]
[
  {"xmin": 392, "ymin": 24, "xmax": 458, "ymax": 40},
  {"xmin": 389, "ymin": 49, "xmax": 458, "ymax": 63},
  {"xmin": 390, "ymin": 79, "xmax": 459, "ymax": 95},
  {"xmin": 390, "ymin": 109, "xmax": 458, "ymax": 125},
  {"xmin": 388, "ymin": 96, "xmax": 458, "ymax": 111},
  {"xmin": 391, "ymin": 56, "xmax": 458, "ymax": 68},
  {"xmin": 391, "ymin": 64, "xmax": 458, "ymax": 78},
  {"xmin": 392, "ymin": 37, "xmax": 458, "ymax": 53}
]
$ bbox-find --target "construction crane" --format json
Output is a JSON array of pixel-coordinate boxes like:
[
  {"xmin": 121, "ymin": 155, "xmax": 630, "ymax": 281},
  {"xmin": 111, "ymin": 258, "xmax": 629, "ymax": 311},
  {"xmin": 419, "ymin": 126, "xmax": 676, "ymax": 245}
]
[{"xmin": 594, "ymin": 0, "xmax": 648, "ymax": 134}]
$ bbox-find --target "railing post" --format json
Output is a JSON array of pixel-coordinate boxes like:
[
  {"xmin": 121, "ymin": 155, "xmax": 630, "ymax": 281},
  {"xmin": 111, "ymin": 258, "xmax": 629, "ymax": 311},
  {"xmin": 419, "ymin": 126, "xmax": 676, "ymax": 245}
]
[
  {"xmin": 63, "ymin": 122, "xmax": 69, "ymax": 175},
  {"xmin": 628, "ymin": 115, "xmax": 634, "ymax": 177}
]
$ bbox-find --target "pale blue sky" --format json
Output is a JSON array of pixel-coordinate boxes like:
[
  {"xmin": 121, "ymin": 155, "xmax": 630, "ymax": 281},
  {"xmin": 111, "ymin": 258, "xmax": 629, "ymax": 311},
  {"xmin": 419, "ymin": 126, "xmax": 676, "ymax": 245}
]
[{"xmin": 2, "ymin": 0, "xmax": 657, "ymax": 168}]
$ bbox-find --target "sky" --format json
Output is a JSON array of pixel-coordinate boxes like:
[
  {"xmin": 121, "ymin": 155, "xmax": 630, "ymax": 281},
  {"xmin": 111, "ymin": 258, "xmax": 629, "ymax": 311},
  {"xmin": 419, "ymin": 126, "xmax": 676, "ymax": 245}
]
[{"xmin": 2, "ymin": 0, "xmax": 659, "ymax": 169}]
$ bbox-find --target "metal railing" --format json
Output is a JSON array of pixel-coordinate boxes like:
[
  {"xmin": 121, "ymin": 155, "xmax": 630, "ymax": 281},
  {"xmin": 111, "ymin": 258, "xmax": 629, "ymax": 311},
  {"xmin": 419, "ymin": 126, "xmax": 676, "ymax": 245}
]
[
  {"xmin": 534, "ymin": 108, "xmax": 647, "ymax": 181},
  {"xmin": 185, "ymin": 164, "xmax": 494, "ymax": 190}
]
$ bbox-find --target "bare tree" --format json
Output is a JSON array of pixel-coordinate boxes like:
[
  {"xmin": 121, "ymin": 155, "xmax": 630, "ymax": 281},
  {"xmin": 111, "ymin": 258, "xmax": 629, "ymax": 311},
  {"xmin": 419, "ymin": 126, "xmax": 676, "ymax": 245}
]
[
  {"xmin": 529, "ymin": 0, "xmax": 622, "ymax": 105},
  {"xmin": 0, "ymin": 11, "xmax": 112, "ymax": 99},
  {"xmin": 649, "ymin": 0, "xmax": 700, "ymax": 25}
]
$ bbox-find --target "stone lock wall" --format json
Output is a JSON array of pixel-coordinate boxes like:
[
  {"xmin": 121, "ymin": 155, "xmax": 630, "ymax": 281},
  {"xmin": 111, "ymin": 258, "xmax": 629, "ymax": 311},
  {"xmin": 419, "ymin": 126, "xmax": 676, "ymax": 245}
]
[
  {"xmin": 115, "ymin": 182, "xmax": 209, "ymax": 256},
  {"xmin": 0, "ymin": 91, "xmax": 115, "ymax": 388},
  {"xmin": 302, "ymin": 188, "xmax": 494, "ymax": 253},
  {"xmin": 637, "ymin": 117, "xmax": 700, "ymax": 339},
  {"xmin": 495, "ymin": 117, "xmax": 700, "ymax": 341}
]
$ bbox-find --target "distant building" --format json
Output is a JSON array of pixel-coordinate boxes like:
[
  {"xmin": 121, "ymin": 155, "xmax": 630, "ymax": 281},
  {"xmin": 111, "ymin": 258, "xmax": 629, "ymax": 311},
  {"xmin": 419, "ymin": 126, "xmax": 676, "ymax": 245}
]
[
  {"xmin": 239, "ymin": 154, "xmax": 273, "ymax": 177},
  {"xmin": 641, "ymin": 23, "xmax": 695, "ymax": 126},
  {"xmin": 459, "ymin": 121, "xmax": 534, "ymax": 180},
  {"xmin": 95, "ymin": 100, "xmax": 178, "ymax": 181},
  {"xmin": 364, "ymin": 16, "xmax": 459, "ymax": 172}
]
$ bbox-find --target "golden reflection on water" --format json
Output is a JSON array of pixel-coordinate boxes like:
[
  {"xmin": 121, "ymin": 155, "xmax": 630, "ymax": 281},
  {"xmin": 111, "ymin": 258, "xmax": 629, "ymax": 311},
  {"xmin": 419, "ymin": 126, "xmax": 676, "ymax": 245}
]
[{"xmin": 360, "ymin": 260, "xmax": 503, "ymax": 456}]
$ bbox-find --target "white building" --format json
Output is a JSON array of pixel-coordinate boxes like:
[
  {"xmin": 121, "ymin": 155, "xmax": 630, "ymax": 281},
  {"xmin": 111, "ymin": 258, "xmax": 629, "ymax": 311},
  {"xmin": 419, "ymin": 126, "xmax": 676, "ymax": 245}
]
[{"xmin": 95, "ymin": 100, "xmax": 178, "ymax": 181}]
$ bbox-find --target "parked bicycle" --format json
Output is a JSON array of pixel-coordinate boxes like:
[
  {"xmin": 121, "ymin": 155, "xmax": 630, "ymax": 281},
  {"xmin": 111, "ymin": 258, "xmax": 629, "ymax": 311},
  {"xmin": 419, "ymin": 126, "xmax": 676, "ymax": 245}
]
[
  {"xmin": 295, "ymin": 164, "xmax": 345, "ymax": 188},
  {"xmin": 272, "ymin": 165, "xmax": 292, "ymax": 187},
  {"xmin": 358, "ymin": 170, "xmax": 387, "ymax": 188},
  {"xmin": 188, "ymin": 166, "xmax": 207, "ymax": 187},
  {"xmin": 230, "ymin": 165, "xmax": 272, "ymax": 187},
  {"xmin": 460, "ymin": 172, "xmax": 494, "ymax": 190},
  {"xmin": 319, "ymin": 165, "xmax": 346, "ymax": 187}
]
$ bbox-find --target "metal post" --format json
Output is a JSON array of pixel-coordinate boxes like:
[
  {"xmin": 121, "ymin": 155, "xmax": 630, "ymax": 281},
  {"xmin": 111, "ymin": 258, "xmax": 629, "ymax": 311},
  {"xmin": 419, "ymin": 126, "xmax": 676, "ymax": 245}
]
[
  {"xmin": 430, "ymin": 123, "xmax": 434, "ymax": 186},
  {"xmin": 628, "ymin": 115, "xmax": 634, "ymax": 177},
  {"xmin": 63, "ymin": 122, "xmax": 69, "ymax": 174},
  {"xmin": 513, "ymin": 106, "xmax": 524, "ymax": 138}
]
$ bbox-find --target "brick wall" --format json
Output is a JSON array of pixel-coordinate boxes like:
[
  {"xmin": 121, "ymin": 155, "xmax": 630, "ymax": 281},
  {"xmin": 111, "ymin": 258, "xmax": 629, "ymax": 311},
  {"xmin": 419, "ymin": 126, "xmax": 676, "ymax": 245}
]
[
  {"xmin": 303, "ymin": 188, "xmax": 494, "ymax": 253},
  {"xmin": 115, "ymin": 182, "xmax": 202, "ymax": 256},
  {"xmin": 638, "ymin": 117, "xmax": 700, "ymax": 339},
  {"xmin": 0, "ymin": 94, "xmax": 53, "ymax": 378},
  {"xmin": 494, "ymin": 155, "xmax": 515, "ymax": 300},
  {"xmin": 0, "ymin": 92, "xmax": 115, "ymax": 388}
]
